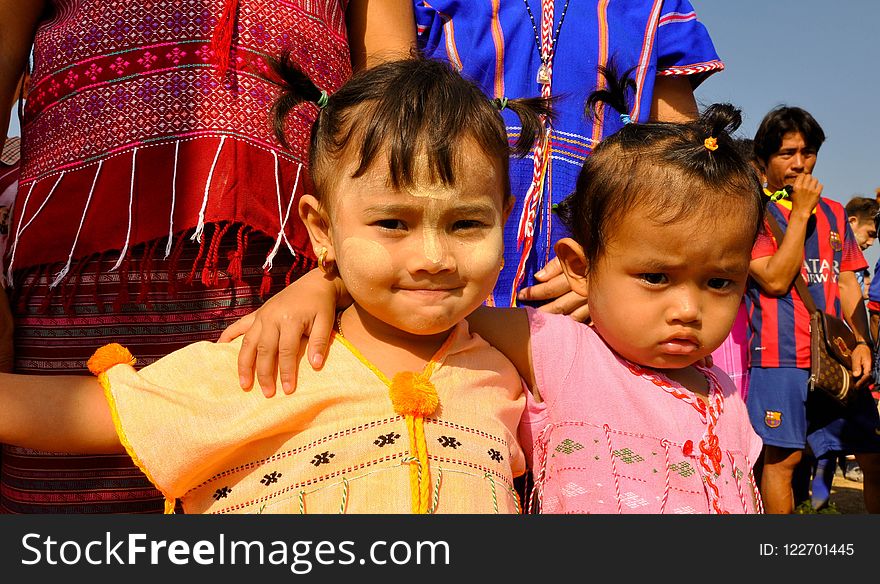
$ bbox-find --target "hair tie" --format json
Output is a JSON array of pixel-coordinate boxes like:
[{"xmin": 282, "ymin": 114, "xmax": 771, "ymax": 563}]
[
  {"xmin": 494, "ymin": 97, "xmax": 509, "ymax": 111},
  {"xmin": 619, "ymin": 113, "xmax": 632, "ymax": 125},
  {"xmin": 316, "ymin": 90, "xmax": 329, "ymax": 109},
  {"xmin": 704, "ymin": 136, "xmax": 719, "ymax": 151}
]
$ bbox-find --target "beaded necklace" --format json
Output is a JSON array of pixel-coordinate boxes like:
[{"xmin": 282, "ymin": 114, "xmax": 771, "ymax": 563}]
[
  {"xmin": 522, "ymin": 0, "xmax": 572, "ymax": 85},
  {"xmin": 511, "ymin": 1, "xmax": 572, "ymax": 304},
  {"xmin": 336, "ymin": 310, "xmax": 345, "ymax": 337}
]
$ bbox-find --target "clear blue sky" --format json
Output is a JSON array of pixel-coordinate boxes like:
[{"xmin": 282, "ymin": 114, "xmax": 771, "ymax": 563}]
[{"xmin": 692, "ymin": 0, "xmax": 880, "ymax": 267}]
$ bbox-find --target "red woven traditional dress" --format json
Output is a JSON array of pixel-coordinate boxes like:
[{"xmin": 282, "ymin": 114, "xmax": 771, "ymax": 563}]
[
  {"xmin": 1, "ymin": 0, "xmax": 351, "ymax": 513},
  {"xmin": 0, "ymin": 137, "xmax": 20, "ymax": 280}
]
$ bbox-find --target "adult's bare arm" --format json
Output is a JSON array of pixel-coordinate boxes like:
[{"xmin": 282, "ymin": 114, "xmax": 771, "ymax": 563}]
[
  {"xmin": 749, "ymin": 175, "xmax": 822, "ymax": 295},
  {"xmin": 0, "ymin": 0, "xmax": 44, "ymax": 149},
  {"xmin": 649, "ymin": 75, "xmax": 699, "ymax": 122},
  {"xmin": 347, "ymin": 0, "xmax": 416, "ymax": 72},
  {"xmin": 0, "ymin": 372, "xmax": 124, "ymax": 454}
]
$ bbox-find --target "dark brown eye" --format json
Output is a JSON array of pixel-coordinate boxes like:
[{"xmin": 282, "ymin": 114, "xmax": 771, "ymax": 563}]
[
  {"xmin": 374, "ymin": 219, "xmax": 406, "ymax": 230},
  {"xmin": 639, "ymin": 273, "xmax": 667, "ymax": 285}
]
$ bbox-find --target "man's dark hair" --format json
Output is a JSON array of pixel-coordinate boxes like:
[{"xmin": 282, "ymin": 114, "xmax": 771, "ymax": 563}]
[{"xmin": 753, "ymin": 106, "xmax": 826, "ymax": 163}]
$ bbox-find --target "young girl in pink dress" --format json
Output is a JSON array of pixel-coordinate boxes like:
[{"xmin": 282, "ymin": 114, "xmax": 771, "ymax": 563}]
[{"xmin": 227, "ymin": 67, "xmax": 766, "ymax": 514}]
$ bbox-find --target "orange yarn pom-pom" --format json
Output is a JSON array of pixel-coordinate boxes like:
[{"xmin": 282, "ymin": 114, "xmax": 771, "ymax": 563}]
[
  {"xmin": 87, "ymin": 343, "xmax": 136, "ymax": 376},
  {"xmin": 389, "ymin": 371, "xmax": 439, "ymax": 417}
]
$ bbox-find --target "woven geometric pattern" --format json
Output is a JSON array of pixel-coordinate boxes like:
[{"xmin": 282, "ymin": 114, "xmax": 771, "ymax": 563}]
[
  {"xmin": 620, "ymin": 492, "xmax": 650, "ymax": 509},
  {"xmin": 670, "ymin": 461, "xmax": 696, "ymax": 478},
  {"xmin": 522, "ymin": 311, "xmax": 763, "ymax": 514},
  {"xmin": 657, "ymin": 60, "xmax": 724, "ymax": 77},
  {"xmin": 10, "ymin": 1, "xmax": 353, "ymax": 279},
  {"xmin": 24, "ymin": 2, "xmax": 350, "ymax": 179},
  {"xmin": 561, "ymin": 482, "xmax": 588, "ymax": 498},
  {"xmin": 100, "ymin": 322, "xmax": 528, "ymax": 514},
  {"xmin": 1, "ymin": 137, "xmax": 20, "ymax": 165},
  {"xmin": 555, "ymin": 438, "xmax": 585, "ymax": 454},
  {"xmin": 612, "ymin": 448, "xmax": 644, "ymax": 464}
]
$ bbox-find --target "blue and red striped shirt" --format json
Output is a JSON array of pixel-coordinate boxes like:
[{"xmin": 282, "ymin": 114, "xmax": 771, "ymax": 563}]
[{"xmin": 745, "ymin": 197, "xmax": 866, "ymax": 368}]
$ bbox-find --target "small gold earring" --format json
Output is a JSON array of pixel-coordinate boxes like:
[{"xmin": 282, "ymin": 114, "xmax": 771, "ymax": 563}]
[
  {"xmin": 317, "ymin": 247, "xmax": 329, "ymax": 274},
  {"xmin": 499, "ymin": 258, "xmax": 505, "ymax": 271}
]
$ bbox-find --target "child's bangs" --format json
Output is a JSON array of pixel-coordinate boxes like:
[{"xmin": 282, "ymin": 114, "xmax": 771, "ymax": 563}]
[{"xmin": 347, "ymin": 101, "xmax": 509, "ymax": 191}]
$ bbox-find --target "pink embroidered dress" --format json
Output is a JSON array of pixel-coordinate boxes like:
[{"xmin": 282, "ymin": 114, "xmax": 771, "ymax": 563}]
[
  {"xmin": 710, "ymin": 301, "xmax": 750, "ymax": 401},
  {"xmin": 520, "ymin": 309, "xmax": 763, "ymax": 514}
]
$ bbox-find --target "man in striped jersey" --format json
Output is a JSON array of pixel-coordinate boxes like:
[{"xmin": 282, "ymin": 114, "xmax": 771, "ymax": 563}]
[{"xmin": 744, "ymin": 106, "xmax": 880, "ymax": 514}]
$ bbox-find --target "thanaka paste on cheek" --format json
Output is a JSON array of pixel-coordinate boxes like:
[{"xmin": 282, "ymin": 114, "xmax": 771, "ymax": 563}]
[
  {"xmin": 337, "ymin": 237, "xmax": 393, "ymax": 297},
  {"xmin": 461, "ymin": 237, "xmax": 503, "ymax": 278},
  {"xmin": 471, "ymin": 251, "xmax": 504, "ymax": 300}
]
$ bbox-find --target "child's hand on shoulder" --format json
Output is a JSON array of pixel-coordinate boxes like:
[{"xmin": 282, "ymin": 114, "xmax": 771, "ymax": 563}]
[{"xmin": 218, "ymin": 268, "xmax": 347, "ymax": 397}]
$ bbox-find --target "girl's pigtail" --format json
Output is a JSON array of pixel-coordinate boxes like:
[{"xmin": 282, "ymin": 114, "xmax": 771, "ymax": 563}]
[
  {"xmin": 585, "ymin": 60, "xmax": 637, "ymax": 124},
  {"xmin": 698, "ymin": 103, "xmax": 743, "ymax": 152},
  {"xmin": 689, "ymin": 103, "xmax": 751, "ymax": 181},
  {"xmin": 503, "ymin": 96, "xmax": 557, "ymax": 156},
  {"xmin": 266, "ymin": 49, "xmax": 325, "ymax": 149}
]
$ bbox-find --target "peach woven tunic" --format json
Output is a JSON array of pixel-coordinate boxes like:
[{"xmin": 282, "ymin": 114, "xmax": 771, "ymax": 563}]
[{"xmin": 96, "ymin": 321, "xmax": 527, "ymax": 514}]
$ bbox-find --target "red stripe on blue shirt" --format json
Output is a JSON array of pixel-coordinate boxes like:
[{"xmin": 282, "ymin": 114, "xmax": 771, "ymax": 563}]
[
  {"xmin": 658, "ymin": 11, "xmax": 696, "ymax": 26},
  {"xmin": 745, "ymin": 198, "xmax": 866, "ymax": 368}
]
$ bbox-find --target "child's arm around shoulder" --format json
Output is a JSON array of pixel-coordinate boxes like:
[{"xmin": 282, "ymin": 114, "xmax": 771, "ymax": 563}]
[
  {"xmin": 466, "ymin": 306, "xmax": 536, "ymax": 393},
  {"xmin": 219, "ymin": 268, "xmax": 347, "ymax": 397},
  {"xmin": 0, "ymin": 372, "xmax": 124, "ymax": 454},
  {"xmin": 218, "ymin": 270, "xmax": 538, "ymax": 396}
]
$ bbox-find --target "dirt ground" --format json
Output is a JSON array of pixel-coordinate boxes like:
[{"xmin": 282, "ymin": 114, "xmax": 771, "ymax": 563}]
[{"xmin": 829, "ymin": 473, "xmax": 866, "ymax": 514}]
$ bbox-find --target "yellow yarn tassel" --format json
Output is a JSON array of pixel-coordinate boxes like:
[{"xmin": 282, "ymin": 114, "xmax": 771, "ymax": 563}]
[
  {"xmin": 390, "ymin": 371, "xmax": 440, "ymax": 514},
  {"xmin": 406, "ymin": 416, "xmax": 420, "ymax": 514},
  {"xmin": 87, "ymin": 343, "xmax": 136, "ymax": 376},
  {"xmin": 414, "ymin": 417, "xmax": 432, "ymax": 513},
  {"xmin": 389, "ymin": 371, "xmax": 438, "ymax": 417}
]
